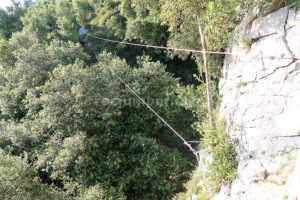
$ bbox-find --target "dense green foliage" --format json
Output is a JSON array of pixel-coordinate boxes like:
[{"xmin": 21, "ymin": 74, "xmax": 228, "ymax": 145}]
[
  {"xmin": 0, "ymin": 0, "xmax": 272, "ymax": 199},
  {"xmin": 0, "ymin": 1, "xmax": 25, "ymax": 39},
  {"xmin": 200, "ymin": 120, "xmax": 237, "ymax": 189},
  {"xmin": 175, "ymin": 85, "xmax": 237, "ymax": 199},
  {"xmin": 173, "ymin": 169, "xmax": 210, "ymax": 200},
  {"xmin": 0, "ymin": 150, "xmax": 70, "ymax": 199},
  {"xmin": 0, "ymin": 39, "xmax": 196, "ymax": 198},
  {"xmin": 172, "ymin": 120, "xmax": 237, "ymax": 200},
  {"xmin": 290, "ymin": 0, "xmax": 300, "ymax": 9}
]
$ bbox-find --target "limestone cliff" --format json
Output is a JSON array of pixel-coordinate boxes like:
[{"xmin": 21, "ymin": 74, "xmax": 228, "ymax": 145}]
[{"xmin": 215, "ymin": 6, "xmax": 300, "ymax": 200}]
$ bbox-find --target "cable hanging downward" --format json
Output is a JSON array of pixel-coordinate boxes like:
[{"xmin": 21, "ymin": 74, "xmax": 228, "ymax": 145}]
[{"xmin": 102, "ymin": 62, "xmax": 201, "ymax": 164}]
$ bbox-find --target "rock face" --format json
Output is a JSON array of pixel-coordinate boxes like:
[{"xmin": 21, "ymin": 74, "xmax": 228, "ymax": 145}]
[{"xmin": 217, "ymin": 7, "xmax": 300, "ymax": 200}]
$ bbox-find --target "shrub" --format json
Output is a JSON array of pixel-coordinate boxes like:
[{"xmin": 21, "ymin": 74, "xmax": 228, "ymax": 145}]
[
  {"xmin": 241, "ymin": 37, "xmax": 252, "ymax": 49},
  {"xmin": 0, "ymin": 150, "xmax": 70, "ymax": 200},
  {"xmin": 200, "ymin": 120, "xmax": 237, "ymax": 190},
  {"xmin": 289, "ymin": 0, "xmax": 300, "ymax": 10},
  {"xmin": 173, "ymin": 169, "xmax": 210, "ymax": 200},
  {"xmin": 175, "ymin": 119, "xmax": 237, "ymax": 199},
  {"xmin": 79, "ymin": 185, "xmax": 126, "ymax": 200},
  {"xmin": 6, "ymin": 53, "xmax": 196, "ymax": 200}
]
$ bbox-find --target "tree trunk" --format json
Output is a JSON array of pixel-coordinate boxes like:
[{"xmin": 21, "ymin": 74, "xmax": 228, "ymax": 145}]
[{"xmin": 199, "ymin": 26, "xmax": 215, "ymax": 128}]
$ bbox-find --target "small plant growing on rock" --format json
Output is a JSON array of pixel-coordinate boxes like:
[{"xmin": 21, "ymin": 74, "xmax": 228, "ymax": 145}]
[
  {"xmin": 241, "ymin": 37, "xmax": 253, "ymax": 50},
  {"xmin": 267, "ymin": 0, "xmax": 288, "ymax": 13},
  {"xmin": 266, "ymin": 0, "xmax": 300, "ymax": 14},
  {"xmin": 200, "ymin": 119, "xmax": 238, "ymax": 189},
  {"xmin": 172, "ymin": 117, "xmax": 238, "ymax": 200},
  {"xmin": 289, "ymin": 0, "xmax": 300, "ymax": 10},
  {"xmin": 239, "ymin": 81, "xmax": 248, "ymax": 88},
  {"xmin": 173, "ymin": 169, "xmax": 210, "ymax": 200},
  {"xmin": 283, "ymin": 194, "xmax": 289, "ymax": 200}
]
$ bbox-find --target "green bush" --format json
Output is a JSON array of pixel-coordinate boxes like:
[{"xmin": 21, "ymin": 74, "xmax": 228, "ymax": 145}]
[
  {"xmin": 200, "ymin": 120, "xmax": 237, "ymax": 190},
  {"xmin": 1, "ymin": 52, "xmax": 197, "ymax": 199},
  {"xmin": 0, "ymin": 1, "xmax": 246, "ymax": 199},
  {"xmin": 289, "ymin": 0, "xmax": 300, "ymax": 9},
  {"xmin": 0, "ymin": 150, "xmax": 70, "ymax": 200},
  {"xmin": 173, "ymin": 169, "xmax": 210, "ymax": 200},
  {"xmin": 79, "ymin": 185, "xmax": 126, "ymax": 200}
]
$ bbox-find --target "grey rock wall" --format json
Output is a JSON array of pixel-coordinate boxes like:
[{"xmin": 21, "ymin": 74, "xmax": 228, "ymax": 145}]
[{"xmin": 216, "ymin": 7, "xmax": 300, "ymax": 200}]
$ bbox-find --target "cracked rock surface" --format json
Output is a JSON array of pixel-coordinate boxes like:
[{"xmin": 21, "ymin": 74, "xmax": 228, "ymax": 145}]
[{"xmin": 215, "ymin": 7, "xmax": 300, "ymax": 200}]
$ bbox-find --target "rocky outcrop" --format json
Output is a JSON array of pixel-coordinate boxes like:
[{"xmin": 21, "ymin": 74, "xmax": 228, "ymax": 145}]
[{"xmin": 216, "ymin": 7, "xmax": 300, "ymax": 200}]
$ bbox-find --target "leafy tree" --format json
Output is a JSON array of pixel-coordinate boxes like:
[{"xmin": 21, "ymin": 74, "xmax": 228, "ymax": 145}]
[
  {"xmin": 160, "ymin": 0, "xmax": 241, "ymax": 78},
  {"xmin": 0, "ymin": 1, "xmax": 26, "ymax": 39},
  {"xmin": 0, "ymin": 52, "xmax": 198, "ymax": 199},
  {"xmin": 79, "ymin": 184, "xmax": 126, "ymax": 200},
  {"xmin": 0, "ymin": 150, "xmax": 70, "ymax": 200},
  {"xmin": 0, "ymin": 30, "xmax": 88, "ymax": 120},
  {"xmin": 54, "ymin": 0, "xmax": 81, "ymax": 41},
  {"xmin": 0, "ymin": 37, "xmax": 16, "ymax": 68},
  {"xmin": 22, "ymin": 0, "xmax": 80, "ymax": 42},
  {"xmin": 20, "ymin": 0, "xmax": 199, "ymax": 81},
  {"xmin": 0, "ymin": 0, "xmax": 245, "ymax": 199},
  {"xmin": 30, "ymin": 53, "xmax": 195, "ymax": 199}
]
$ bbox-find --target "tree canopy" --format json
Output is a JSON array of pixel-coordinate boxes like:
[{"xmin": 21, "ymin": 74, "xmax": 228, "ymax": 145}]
[{"xmin": 0, "ymin": 0, "xmax": 259, "ymax": 199}]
